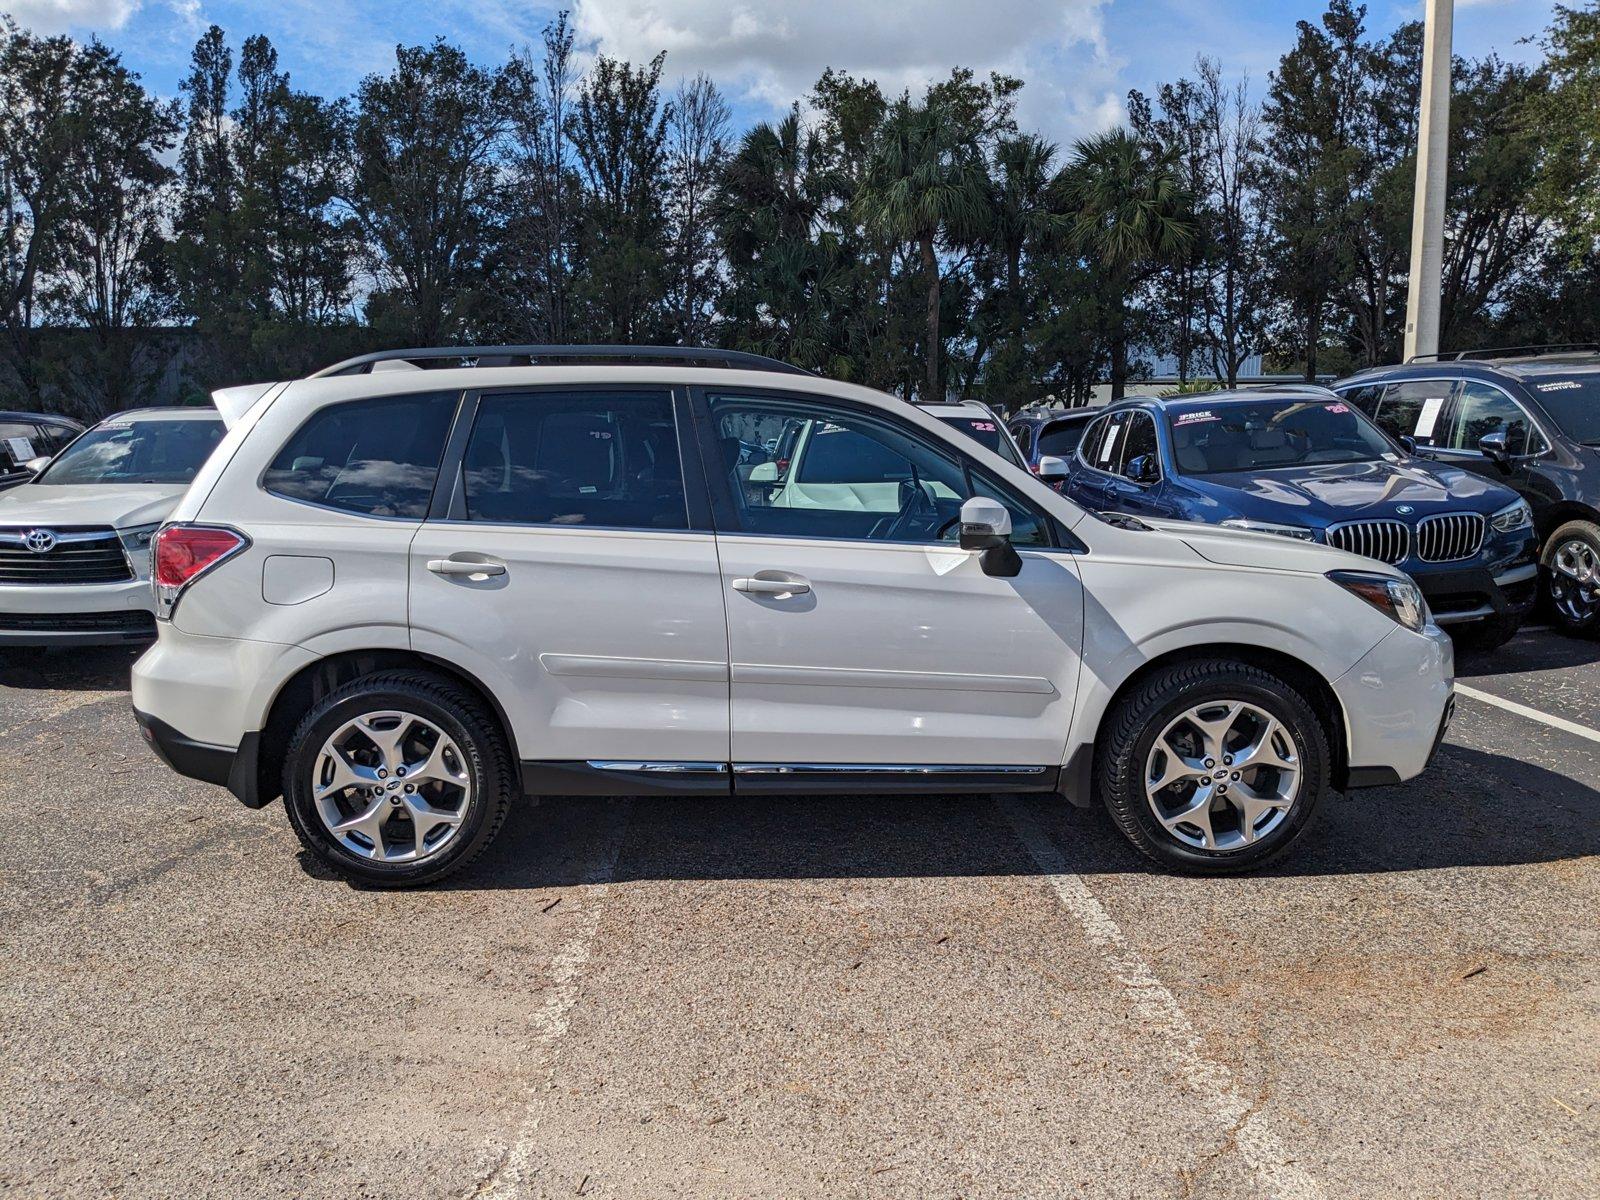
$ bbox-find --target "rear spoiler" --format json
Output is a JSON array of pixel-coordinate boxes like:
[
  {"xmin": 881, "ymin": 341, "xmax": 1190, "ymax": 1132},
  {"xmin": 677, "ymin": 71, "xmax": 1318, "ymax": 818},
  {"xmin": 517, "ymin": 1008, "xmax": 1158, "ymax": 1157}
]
[{"xmin": 210, "ymin": 382, "xmax": 279, "ymax": 428}]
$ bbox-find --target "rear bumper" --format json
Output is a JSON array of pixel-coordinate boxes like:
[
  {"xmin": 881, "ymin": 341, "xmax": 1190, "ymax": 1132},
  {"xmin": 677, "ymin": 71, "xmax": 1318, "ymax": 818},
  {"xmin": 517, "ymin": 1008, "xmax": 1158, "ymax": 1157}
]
[{"xmin": 133, "ymin": 707, "xmax": 265, "ymax": 808}]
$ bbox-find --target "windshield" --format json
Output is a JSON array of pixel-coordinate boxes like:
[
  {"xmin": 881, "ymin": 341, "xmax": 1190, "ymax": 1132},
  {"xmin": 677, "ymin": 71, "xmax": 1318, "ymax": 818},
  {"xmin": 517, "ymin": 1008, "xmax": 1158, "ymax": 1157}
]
[
  {"xmin": 1523, "ymin": 374, "xmax": 1600, "ymax": 444},
  {"xmin": 37, "ymin": 416, "xmax": 224, "ymax": 485},
  {"xmin": 1168, "ymin": 400, "xmax": 1395, "ymax": 474},
  {"xmin": 935, "ymin": 415, "xmax": 1023, "ymax": 465}
]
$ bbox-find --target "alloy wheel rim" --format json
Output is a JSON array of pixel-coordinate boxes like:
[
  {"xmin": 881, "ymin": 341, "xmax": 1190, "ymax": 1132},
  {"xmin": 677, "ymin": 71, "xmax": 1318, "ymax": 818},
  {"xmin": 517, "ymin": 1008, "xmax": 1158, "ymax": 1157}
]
[
  {"xmin": 1144, "ymin": 700, "xmax": 1301, "ymax": 852},
  {"xmin": 312, "ymin": 710, "xmax": 472, "ymax": 864},
  {"xmin": 1550, "ymin": 538, "xmax": 1600, "ymax": 624}
]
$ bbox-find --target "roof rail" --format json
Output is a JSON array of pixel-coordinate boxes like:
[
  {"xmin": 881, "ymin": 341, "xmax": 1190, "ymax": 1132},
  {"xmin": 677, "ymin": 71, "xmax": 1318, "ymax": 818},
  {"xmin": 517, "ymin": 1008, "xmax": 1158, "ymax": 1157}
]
[
  {"xmin": 1406, "ymin": 343, "xmax": 1600, "ymax": 364},
  {"xmin": 309, "ymin": 344, "xmax": 816, "ymax": 378}
]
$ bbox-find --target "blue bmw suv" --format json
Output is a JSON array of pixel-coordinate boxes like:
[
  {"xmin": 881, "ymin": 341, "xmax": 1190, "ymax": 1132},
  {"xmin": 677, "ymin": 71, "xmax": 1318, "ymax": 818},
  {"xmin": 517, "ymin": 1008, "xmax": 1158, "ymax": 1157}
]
[{"xmin": 1062, "ymin": 388, "xmax": 1539, "ymax": 646}]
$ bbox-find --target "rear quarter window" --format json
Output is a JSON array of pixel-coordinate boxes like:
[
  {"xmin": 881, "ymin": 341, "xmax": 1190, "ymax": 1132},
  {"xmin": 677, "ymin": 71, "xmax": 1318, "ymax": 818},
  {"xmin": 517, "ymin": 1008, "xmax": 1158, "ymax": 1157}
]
[{"xmin": 262, "ymin": 392, "xmax": 458, "ymax": 518}]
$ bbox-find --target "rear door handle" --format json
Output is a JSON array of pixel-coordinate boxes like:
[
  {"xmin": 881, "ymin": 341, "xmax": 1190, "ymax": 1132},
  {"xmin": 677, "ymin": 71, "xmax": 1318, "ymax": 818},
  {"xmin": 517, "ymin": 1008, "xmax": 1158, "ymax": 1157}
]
[
  {"xmin": 427, "ymin": 558, "xmax": 506, "ymax": 577},
  {"xmin": 732, "ymin": 574, "xmax": 811, "ymax": 597}
]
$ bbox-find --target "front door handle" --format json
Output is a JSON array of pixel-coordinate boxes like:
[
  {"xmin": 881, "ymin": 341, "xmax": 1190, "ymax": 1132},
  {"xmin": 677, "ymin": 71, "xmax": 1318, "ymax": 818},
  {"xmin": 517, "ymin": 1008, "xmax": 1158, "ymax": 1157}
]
[
  {"xmin": 427, "ymin": 558, "xmax": 506, "ymax": 577},
  {"xmin": 732, "ymin": 574, "xmax": 811, "ymax": 597}
]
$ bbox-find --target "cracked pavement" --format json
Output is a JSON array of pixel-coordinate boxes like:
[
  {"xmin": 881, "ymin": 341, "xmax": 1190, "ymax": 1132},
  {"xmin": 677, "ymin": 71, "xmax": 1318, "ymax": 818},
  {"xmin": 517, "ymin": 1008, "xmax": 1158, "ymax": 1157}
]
[{"xmin": 1, "ymin": 633, "xmax": 1597, "ymax": 1198}]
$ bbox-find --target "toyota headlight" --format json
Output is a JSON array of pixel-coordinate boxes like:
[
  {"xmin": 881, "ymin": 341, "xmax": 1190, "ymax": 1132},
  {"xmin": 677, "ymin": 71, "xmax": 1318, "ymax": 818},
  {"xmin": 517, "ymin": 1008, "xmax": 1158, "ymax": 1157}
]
[
  {"xmin": 1220, "ymin": 518, "xmax": 1316, "ymax": 542},
  {"xmin": 1327, "ymin": 569, "xmax": 1427, "ymax": 632},
  {"xmin": 117, "ymin": 522, "xmax": 161, "ymax": 553},
  {"xmin": 1490, "ymin": 499, "xmax": 1532, "ymax": 534}
]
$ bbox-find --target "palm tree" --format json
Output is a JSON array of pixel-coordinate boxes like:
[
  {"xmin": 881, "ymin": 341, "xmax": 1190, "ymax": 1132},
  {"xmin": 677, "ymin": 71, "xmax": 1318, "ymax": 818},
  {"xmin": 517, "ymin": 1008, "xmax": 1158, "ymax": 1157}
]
[
  {"xmin": 1058, "ymin": 129, "xmax": 1195, "ymax": 399},
  {"xmin": 855, "ymin": 96, "xmax": 989, "ymax": 399}
]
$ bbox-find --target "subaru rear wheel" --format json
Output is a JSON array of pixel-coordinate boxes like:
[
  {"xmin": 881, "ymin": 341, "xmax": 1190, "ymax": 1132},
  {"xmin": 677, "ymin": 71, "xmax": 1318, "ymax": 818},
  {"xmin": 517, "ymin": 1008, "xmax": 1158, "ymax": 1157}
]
[{"xmin": 282, "ymin": 671, "xmax": 514, "ymax": 887}]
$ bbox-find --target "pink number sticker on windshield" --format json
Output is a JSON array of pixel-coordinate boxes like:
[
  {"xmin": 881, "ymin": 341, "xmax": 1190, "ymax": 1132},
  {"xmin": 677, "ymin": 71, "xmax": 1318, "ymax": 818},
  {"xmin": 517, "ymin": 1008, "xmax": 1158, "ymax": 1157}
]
[{"xmin": 1327, "ymin": 403, "xmax": 1349, "ymax": 413}]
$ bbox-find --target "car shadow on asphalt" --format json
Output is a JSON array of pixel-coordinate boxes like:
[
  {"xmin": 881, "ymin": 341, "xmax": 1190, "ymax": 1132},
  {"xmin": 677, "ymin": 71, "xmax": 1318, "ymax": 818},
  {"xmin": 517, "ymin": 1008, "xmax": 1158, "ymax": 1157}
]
[
  {"xmin": 404, "ymin": 742, "xmax": 1597, "ymax": 893},
  {"xmin": 0, "ymin": 645, "xmax": 142, "ymax": 692},
  {"xmin": 1454, "ymin": 625, "xmax": 1600, "ymax": 679}
]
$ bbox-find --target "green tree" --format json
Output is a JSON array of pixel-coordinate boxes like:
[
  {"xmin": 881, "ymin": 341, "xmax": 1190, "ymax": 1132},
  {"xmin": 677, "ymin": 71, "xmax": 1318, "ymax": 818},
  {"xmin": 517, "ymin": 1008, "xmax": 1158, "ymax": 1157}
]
[
  {"xmin": 856, "ymin": 90, "xmax": 992, "ymax": 399},
  {"xmin": 349, "ymin": 41, "xmax": 509, "ymax": 343},
  {"xmin": 567, "ymin": 52, "xmax": 670, "ymax": 342},
  {"xmin": 1530, "ymin": 2, "xmax": 1600, "ymax": 259},
  {"xmin": 1059, "ymin": 128, "xmax": 1194, "ymax": 399}
]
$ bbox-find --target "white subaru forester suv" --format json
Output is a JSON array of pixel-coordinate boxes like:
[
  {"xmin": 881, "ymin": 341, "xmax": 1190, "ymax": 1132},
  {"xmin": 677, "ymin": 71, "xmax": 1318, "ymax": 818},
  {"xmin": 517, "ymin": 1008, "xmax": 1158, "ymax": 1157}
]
[{"xmin": 131, "ymin": 347, "xmax": 1454, "ymax": 886}]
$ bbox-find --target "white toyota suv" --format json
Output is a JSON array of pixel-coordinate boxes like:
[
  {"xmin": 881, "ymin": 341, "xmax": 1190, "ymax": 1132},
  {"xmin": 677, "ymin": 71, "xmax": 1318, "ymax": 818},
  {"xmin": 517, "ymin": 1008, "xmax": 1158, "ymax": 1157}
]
[
  {"xmin": 0, "ymin": 407, "xmax": 225, "ymax": 647},
  {"xmin": 131, "ymin": 347, "xmax": 1454, "ymax": 886}
]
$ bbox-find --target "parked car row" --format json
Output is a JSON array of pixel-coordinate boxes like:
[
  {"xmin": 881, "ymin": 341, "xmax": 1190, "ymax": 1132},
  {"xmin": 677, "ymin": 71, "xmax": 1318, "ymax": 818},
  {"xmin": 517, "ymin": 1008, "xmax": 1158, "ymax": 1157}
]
[{"xmin": 1006, "ymin": 345, "xmax": 1600, "ymax": 649}]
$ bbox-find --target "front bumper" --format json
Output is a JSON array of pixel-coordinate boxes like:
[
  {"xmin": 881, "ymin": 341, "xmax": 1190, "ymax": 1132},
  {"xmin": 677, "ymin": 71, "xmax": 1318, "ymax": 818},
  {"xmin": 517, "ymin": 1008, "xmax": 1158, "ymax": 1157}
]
[
  {"xmin": 1413, "ymin": 559, "xmax": 1537, "ymax": 626},
  {"xmin": 1333, "ymin": 622, "xmax": 1455, "ymax": 786},
  {"xmin": 0, "ymin": 577, "xmax": 156, "ymax": 646},
  {"xmin": 134, "ymin": 707, "xmax": 265, "ymax": 808}
]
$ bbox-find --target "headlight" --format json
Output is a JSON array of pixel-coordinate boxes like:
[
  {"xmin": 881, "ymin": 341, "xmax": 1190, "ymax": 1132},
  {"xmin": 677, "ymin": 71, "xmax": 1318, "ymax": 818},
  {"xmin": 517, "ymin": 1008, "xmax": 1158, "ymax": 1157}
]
[
  {"xmin": 117, "ymin": 522, "xmax": 161, "ymax": 553},
  {"xmin": 1220, "ymin": 518, "xmax": 1315, "ymax": 541},
  {"xmin": 1490, "ymin": 499, "xmax": 1532, "ymax": 534},
  {"xmin": 1327, "ymin": 569, "xmax": 1426, "ymax": 632}
]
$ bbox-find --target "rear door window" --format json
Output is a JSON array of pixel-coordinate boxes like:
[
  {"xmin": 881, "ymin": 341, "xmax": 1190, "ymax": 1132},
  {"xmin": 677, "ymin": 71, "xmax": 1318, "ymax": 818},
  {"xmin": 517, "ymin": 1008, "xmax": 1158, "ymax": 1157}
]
[
  {"xmin": 263, "ymin": 392, "xmax": 458, "ymax": 518},
  {"xmin": 1372, "ymin": 380, "xmax": 1456, "ymax": 445},
  {"xmin": 460, "ymin": 390, "xmax": 688, "ymax": 530}
]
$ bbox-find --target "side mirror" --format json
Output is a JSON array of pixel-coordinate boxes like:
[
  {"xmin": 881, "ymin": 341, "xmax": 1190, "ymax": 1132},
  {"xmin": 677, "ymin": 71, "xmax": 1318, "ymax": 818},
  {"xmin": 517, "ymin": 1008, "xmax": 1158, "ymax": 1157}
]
[
  {"xmin": 1126, "ymin": 454, "xmax": 1159, "ymax": 484},
  {"xmin": 747, "ymin": 461, "xmax": 780, "ymax": 484},
  {"xmin": 958, "ymin": 496, "xmax": 1021, "ymax": 577},
  {"xmin": 1036, "ymin": 454, "xmax": 1070, "ymax": 482},
  {"xmin": 1478, "ymin": 430, "xmax": 1512, "ymax": 471},
  {"xmin": 1399, "ymin": 435, "xmax": 1417, "ymax": 456}
]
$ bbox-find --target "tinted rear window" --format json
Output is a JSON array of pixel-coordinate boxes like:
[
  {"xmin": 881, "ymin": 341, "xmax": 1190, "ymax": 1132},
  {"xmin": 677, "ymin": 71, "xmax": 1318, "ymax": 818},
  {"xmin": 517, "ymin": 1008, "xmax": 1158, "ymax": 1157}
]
[
  {"xmin": 1037, "ymin": 419, "xmax": 1089, "ymax": 458},
  {"xmin": 1523, "ymin": 374, "xmax": 1600, "ymax": 444},
  {"xmin": 263, "ymin": 392, "xmax": 457, "ymax": 518},
  {"xmin": 935, "ymin": 415, "xmax": 1022, "ymax": 465}
]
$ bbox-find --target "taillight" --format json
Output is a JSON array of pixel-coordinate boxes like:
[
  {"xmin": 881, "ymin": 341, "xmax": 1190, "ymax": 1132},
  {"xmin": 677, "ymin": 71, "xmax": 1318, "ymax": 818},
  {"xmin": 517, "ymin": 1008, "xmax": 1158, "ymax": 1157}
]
[{"xmin": 151, "ymin": 524, "xmax": 248, "ymax": 619}]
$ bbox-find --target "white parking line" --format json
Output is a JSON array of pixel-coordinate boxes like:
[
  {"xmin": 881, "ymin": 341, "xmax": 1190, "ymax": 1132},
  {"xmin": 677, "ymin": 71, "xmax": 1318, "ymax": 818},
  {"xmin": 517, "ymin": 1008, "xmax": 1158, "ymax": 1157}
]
[
  {"xmin": 1455, "ymin": 683, "xmax": 1600, "ymax": 746},
  {"xmin": 1000, "ymin": 798, "xmax": 1324, "ymax": 1200},
  {"xmin": 475, "ymin": 803, "xmax": 631, "ymax": 1200}
]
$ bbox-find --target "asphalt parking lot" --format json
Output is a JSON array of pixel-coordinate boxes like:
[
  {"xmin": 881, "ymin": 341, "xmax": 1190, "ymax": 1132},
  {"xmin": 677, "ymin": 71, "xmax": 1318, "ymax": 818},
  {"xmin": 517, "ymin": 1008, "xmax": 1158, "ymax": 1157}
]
[{"xmin": 1, "ymin": 633, "xmax": 1596, "ymax": 1199}]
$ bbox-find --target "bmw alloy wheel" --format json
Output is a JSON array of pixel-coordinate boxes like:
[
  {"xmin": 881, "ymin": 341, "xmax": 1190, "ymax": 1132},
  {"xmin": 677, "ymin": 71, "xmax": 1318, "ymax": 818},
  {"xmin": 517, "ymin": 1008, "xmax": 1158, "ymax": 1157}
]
[
  {"xmin": 311, "ymin": 710, "xmax": 473, "ymax": 864},
  {"xmin": 1144, "ymin": 700, "xmax": 1301, "ymax": 851}
]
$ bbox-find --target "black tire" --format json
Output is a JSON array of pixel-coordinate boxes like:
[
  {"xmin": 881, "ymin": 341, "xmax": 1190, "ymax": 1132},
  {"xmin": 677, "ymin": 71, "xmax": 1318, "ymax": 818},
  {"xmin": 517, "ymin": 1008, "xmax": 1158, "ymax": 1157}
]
[
  {"xmin": 1095, "ymin": 659, "xmax": 1330, "ymax": 874},
  {"xmin": 281, "ymin": 670, "xmax": 515, "ymax": 887},
  {"xmin": 1542, "ymin": 519, "xmax": 1600, "ymax": 637}
]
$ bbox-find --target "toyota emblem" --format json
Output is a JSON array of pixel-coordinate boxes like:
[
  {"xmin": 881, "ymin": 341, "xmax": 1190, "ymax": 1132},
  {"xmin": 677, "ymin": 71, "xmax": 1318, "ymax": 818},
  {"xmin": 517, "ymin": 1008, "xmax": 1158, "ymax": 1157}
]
[{"xmin": 22, "ymin": 528, "xmax": 56, "ymax": 554}]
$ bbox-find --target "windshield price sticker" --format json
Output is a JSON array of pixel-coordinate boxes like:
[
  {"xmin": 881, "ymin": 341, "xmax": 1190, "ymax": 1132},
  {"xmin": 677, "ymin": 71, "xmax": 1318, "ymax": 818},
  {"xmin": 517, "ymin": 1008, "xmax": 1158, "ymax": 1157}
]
[
  {"xmin": 1175, "ymin": 410, "xmax": 1218, "ymax": 425},
  {"xmin": 1413, "ymin": 396, "xmax": 1446, "ymax": 439}
]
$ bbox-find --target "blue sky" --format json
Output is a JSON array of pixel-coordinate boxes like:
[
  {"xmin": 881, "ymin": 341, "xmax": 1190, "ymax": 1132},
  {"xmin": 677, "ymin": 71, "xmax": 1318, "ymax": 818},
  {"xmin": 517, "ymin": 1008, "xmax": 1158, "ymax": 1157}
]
[{"xmin": 7, "ymin": 0, "xmax": 1560, "ymax": 142}]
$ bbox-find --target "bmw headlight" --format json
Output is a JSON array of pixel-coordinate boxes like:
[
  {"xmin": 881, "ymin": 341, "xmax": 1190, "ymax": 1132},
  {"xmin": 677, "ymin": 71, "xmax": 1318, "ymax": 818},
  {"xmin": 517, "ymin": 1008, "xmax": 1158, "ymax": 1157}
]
[
  {"xmin": 117, "ymin": 522, "xmax": 161, "ymax": 553},
  {"xmin": 1327, "ymin": 569, "xmax": 1427, "ymax": 632},
  {"xmin": 1490, "ymin": 498, "xmax": 1532, "ymax": 534},
  {"xmin": 1220, "ymin": 518, "xmax": 1315, "ymax": 542}
]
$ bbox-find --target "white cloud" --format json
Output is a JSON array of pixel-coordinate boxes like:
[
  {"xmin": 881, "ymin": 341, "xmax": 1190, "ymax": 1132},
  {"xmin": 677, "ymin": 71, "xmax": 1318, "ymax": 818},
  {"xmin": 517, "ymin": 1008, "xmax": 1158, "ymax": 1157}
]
[
  {"xmin": 570, "ymin": 0, "xmax": 1126, "ymax": 143},
  {"xmin": 4, "ymin": 0, "xmax": 141, "ymax": 34}
]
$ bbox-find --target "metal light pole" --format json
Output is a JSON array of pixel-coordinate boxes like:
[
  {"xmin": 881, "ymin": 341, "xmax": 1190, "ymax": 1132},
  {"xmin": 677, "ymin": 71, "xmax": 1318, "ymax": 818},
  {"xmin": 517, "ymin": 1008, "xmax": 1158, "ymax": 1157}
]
[{"xmin": 1402, "ymin": 0, "xmax": 1454, "ymax": 362}]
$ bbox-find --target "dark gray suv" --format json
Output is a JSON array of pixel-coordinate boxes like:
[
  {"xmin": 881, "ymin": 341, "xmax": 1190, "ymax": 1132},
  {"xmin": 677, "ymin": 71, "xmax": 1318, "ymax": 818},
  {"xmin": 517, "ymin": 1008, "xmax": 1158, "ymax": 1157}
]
[{"xmin": 1335, "ymin": 346, "xmax": 1600, "ymax": 635}]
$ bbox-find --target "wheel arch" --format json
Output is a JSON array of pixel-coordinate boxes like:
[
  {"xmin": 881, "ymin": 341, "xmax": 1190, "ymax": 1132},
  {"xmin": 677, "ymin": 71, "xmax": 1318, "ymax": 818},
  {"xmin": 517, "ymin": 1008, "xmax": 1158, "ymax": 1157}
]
[
  {"xmin": 1060, "ymin": 642, "xmax": 1351, "ymax": 808},
  {"xmin": 252, "ymin": 649, "xmax": 518, "ymax": 808},
  {"xmin": 1535, "ymin": 500, "xmax": 1600, "ymax": 544}
]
